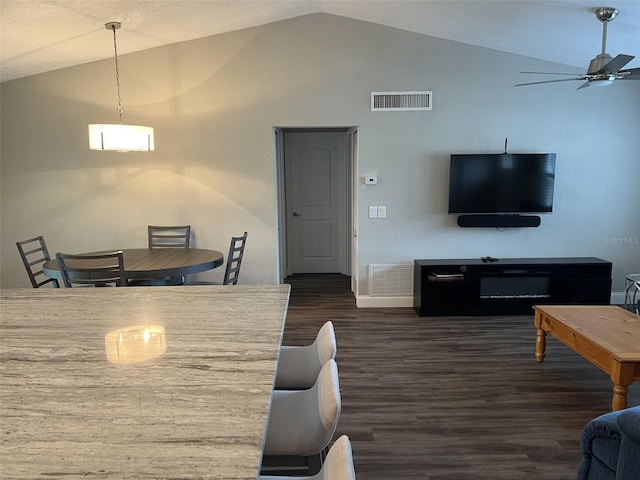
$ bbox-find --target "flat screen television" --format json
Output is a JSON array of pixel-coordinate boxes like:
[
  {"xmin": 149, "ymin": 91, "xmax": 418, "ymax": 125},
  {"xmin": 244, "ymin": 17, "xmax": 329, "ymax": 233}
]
[{"xmin": 448, "ymin": 153, "xmax": 556, "ymax": 215}]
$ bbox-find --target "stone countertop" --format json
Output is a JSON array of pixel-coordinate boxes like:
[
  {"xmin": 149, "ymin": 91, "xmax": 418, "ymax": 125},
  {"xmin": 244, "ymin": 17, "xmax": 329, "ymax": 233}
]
[{"xmin": 0, "ymin": 285, "xmax": 290, "ymax": 480}]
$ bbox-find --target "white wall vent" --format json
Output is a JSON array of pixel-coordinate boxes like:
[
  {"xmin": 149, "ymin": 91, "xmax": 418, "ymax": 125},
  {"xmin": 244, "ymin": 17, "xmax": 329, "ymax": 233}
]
[
  {"xmin": 371, "ymin": 91, "xmax": 432, "ymax": 111},
  {"xmin": 369, "ymin": 264, "xmax": 414, "ymax": 297}
]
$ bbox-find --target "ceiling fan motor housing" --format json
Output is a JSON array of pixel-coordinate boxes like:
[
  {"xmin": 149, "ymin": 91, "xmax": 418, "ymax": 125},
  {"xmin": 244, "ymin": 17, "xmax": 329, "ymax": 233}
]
[
  {"xmin": 588, "ymin": 53, "xmax": 613, "ymax": 74},
  {"xmin": 595, "ymin": 7, "xmax": 619, "ymax": 22}
]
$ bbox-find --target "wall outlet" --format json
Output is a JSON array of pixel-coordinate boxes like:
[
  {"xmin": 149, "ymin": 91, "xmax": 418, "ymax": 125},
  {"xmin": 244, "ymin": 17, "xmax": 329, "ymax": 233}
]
[
  {"xmin": 378, "ymin": 206, "xmax": 387, "ymax": 218},
  {"xmin": 368, "ymin": 206, "xmax": 378, "ymax": 218}
]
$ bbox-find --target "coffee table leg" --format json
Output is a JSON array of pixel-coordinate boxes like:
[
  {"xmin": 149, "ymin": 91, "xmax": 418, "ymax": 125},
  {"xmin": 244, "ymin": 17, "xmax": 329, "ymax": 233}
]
[
  {"xmin": 611, "ymin": 362, "xmax": 633, "ymax": 411},
  {"xmin": 612, "ymin": 384, "xmax": 628, "ymax": 411},
  {"xmin": 535, "ymin": 328, "xmax": 546, "ymax": 363}
]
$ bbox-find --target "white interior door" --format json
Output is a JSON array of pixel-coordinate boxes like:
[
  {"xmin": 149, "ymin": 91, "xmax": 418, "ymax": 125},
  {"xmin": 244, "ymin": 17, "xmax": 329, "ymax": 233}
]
[{"xmin": 285, "ymin": 131, "xmax": 348, "ymax": 274}]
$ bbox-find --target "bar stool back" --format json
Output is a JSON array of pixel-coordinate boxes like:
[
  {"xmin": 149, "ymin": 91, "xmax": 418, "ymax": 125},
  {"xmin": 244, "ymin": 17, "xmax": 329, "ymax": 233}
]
[
  {"xmin": 262, "ymin": 359, "xmax": 341, "ymax": 475},
  {"xmin": 259, "ymin": 435, "xmax": 356, "ymax": 480},
  {"xmin": 275, "ymin": 321, "xmax": 336, "ymax": 390}
]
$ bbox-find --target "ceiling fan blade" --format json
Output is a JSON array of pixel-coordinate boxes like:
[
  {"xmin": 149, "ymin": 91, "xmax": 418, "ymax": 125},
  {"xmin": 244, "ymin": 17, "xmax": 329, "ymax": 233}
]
[
  {"xmin": 620, "ymin": 67, "xmax": 640, "ymax": 79},
  {"xmin": 577, "ymin": 81, "xmax": 591, "ymax": 90},
  {"xmin": 596, "ymin": 54, "xmax": 635, "ymax": 73},
  {"xmin": 515, "ymin": 77, "xmax": 585, "ymax": 87},
  {"xmin": 520, "ymin": 71, "xmax": 584, "ymax": 76}
]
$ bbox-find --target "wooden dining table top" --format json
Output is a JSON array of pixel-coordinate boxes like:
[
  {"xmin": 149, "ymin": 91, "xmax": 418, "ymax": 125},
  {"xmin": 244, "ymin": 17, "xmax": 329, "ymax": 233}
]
[
  {"xmin": 0, "ymin": 285, "xmax": 291, "ymax": 479},
  {"xmin": 43, "ymin": 248, "xmax": 224, "ymax": 280}
]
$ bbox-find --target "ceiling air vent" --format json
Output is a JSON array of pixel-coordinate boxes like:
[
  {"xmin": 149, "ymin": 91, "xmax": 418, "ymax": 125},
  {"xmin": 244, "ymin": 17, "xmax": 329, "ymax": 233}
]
[{"xmin": 371, "ymin": 91, "xmax": 432, "ymax": 111}]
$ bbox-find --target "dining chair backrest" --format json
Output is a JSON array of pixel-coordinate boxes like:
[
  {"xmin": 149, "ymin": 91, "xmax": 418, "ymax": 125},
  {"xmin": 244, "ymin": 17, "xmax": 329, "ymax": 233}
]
[
  {"xmin": 148, "ymin": 225, "xmax": 191, "ymax": 249},
  {"xmin": 56, "ymin": 251, "xmax": 127, "ymax": 288},
  {"xmin": 16, "ymin": 235, "xmax": 60, "ymax": 288},
  {"xmin": 223, "ymin": 231, "xmax": 248, "ymax": 285}
]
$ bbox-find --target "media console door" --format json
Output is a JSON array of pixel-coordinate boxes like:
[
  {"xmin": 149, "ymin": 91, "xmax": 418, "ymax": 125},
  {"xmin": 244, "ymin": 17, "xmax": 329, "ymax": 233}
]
[{"xmin": 414, "ymin": 258, "xmax": 612, "ymax": 316}]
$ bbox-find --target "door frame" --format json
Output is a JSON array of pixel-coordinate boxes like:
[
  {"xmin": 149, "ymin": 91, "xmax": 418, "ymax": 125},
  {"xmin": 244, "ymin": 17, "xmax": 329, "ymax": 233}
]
[{"xmin": 274, "ymin": 126, "xmax": 358, "ymax": 295}]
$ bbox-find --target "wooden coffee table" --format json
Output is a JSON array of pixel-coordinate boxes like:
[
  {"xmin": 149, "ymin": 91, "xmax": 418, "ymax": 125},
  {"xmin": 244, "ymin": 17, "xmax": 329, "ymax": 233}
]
[{"xmin": 533, "ymin": 305, "xmax": 640, "ymax": 411}]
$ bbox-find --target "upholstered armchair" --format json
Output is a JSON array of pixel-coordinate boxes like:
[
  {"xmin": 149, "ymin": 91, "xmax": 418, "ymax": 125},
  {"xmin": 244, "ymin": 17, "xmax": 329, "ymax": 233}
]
[{"xmin": 577, "ymin": 406, "xmax": 640, "ymax": 480}]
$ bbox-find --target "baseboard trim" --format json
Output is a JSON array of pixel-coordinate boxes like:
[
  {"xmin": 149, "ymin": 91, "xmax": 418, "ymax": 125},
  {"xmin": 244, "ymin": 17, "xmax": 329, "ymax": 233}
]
[
  {"xmin": 356, "ymin": 295, "xmax": 413, "ymax": 308},
  {"xmin": 356, "ymin": 293, "xmax": 625, "ymax": 309},
  {"xmin": 611, "ymin": 292, "xmax": 625, "ymax": 306}
]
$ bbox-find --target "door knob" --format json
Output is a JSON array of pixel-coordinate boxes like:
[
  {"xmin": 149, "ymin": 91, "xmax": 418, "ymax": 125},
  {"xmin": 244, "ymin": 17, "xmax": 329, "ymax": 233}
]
[{"xmin": 293, "ymin": 212, "xmax": 302, "ymax": 217}]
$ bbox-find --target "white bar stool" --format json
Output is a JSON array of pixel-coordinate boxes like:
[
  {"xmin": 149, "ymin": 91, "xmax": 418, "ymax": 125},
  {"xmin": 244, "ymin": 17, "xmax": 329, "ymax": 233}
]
[
  {"xmin": 275, "ymin": 321, "xmax": 336, "ymax": 390},
  {"xmin": 259, "ymin": 435, "xmax": 356, "ymax": 480}
]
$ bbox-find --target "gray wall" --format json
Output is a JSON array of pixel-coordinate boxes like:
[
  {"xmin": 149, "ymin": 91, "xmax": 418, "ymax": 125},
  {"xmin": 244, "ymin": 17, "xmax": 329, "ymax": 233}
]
[{"xmin": 2, "ymin": 13, "xmax": 639, "ymax": 296}]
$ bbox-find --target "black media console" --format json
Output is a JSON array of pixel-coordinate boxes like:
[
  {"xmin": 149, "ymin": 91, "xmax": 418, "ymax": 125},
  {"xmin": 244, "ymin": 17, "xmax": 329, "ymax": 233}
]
[{"xmin": 413, "ymin": 257, "xmax": 612, "ymax": 316}]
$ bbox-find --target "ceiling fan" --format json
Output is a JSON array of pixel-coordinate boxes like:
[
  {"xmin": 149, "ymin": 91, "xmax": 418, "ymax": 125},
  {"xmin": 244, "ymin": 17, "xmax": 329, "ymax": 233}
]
[{"xmin": 516, "ymin": 7, "xmax": 640, "ymax": 89}]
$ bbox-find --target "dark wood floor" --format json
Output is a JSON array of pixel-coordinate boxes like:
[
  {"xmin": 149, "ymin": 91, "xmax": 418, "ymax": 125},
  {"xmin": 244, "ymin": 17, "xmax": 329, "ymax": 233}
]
[{"xmin": 282, "ymin": 274, "xmax": 640, "ymax": 480}]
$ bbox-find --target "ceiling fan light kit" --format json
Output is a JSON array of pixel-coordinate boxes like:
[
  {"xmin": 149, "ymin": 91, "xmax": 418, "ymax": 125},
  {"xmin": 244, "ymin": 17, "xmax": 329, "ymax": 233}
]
[
  {"xmin": 590, "ymin": 78, "xmax": 615, "ymax": 87},
  {"xmin": 516, "ymin": 6, "xmax": 639, "ymax": 89},
  {"xmin": 88, "ymin": 22, "xmax": 154, "ymax": 152}
]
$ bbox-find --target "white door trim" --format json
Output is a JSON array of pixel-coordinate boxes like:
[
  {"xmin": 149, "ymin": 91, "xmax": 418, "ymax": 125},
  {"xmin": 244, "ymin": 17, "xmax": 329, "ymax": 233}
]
[{"xmin": 274, "ymin": 127, "xmax": 357, "ymax": 290}]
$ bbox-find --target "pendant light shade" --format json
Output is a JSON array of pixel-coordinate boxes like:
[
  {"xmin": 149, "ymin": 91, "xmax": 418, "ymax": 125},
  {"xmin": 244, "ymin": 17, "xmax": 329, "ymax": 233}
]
[
  {"xmin": 89, "ymin": 22, "xmax": 154, "ymax": 152},
  {"xmin": 88, "ymin": 124, "xmax": 154, "ymax": 151}
]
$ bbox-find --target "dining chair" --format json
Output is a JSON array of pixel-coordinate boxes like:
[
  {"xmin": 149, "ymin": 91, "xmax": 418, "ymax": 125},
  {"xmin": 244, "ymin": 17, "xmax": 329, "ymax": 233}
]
[
  {"xmin": 261, "ymin": 359, "xmax": 341, "ymax": 476},
  {"xmin": 16, "ymin": 235, "xmax": 60, "ymax": 288},
  {"xmin": 56, "ymin": 251, "xmax": 127, "ymax": 287},
  {"xmin": 258, "ymin": 435, "xmax": 356, "ymax": 480},
  {"xmin": 223, "ymin": 231, "xmax": 248, "ymax": 285},
  {"xmin": 132, "ymin": 225, "xmax": 191, "ymax": 286},
  {"xmin": 184, "ymin": 231, "xmax": 248, "ymax": 286},
  {"xmin": 148, "ymin": 225, "xmax": 191, "ymax": 249},
  {"xmin": 275, "ymin": 321, "xmax": 336, "ymax": 390}
]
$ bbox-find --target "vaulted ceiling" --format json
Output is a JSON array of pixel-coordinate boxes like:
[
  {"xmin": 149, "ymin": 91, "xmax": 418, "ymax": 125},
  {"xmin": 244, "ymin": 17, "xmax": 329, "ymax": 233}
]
[{"xmin": 1, "ymin": 0, "xmax": 639, "ymax": 83}]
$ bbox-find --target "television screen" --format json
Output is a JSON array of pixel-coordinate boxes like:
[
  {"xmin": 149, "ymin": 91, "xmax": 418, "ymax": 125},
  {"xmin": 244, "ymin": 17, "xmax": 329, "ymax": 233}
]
[{"xmin": 448, "ymin": 153, "xmax": 556, "ymax": 214}]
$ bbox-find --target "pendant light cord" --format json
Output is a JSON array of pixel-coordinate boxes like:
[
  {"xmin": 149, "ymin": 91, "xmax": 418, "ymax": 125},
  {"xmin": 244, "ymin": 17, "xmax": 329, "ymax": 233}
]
[{"xmin": 110, "ymin": 24, "xmax": 123, "ymax": 123}]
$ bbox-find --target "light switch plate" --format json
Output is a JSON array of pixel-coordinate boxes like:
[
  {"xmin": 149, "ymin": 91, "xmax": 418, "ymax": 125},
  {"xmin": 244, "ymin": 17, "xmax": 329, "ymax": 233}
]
[
  {"xmin": 378, "ymin": 206, "xmax": 387, "ymax": 218},
  {"xmin": 369, "ymin": 206, "xmax": 378, "ymax": 218}
]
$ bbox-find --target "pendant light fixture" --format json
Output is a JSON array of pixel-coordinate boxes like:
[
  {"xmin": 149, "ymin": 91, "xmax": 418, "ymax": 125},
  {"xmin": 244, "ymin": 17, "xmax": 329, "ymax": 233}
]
[{"xmin": 88, "ymin": 22, "xmax": 154, "ymax": 152}]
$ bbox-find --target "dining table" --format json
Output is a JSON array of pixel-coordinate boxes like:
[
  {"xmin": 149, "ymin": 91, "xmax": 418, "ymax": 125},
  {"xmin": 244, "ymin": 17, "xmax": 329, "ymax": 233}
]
[
  {"xmin": 42, "ymin": 248, "xmax": 224, "ymax": 285},
  {"xmin": 0, "ymin": 284, "xmax": 291, "ymax": 479}
]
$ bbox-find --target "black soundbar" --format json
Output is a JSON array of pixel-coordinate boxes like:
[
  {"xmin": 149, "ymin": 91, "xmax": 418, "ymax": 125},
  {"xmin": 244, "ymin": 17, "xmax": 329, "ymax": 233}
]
[{"xmin": 457, "ymin": 215, "xmax": 541, "ymax": 228}]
